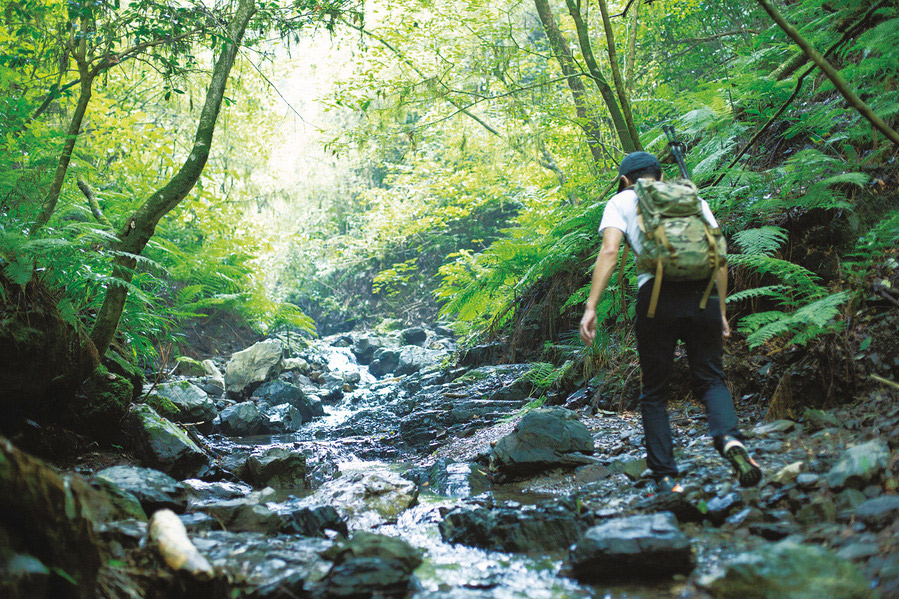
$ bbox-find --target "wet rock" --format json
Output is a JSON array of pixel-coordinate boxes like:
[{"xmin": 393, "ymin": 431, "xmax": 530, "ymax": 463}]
[
  {"xmin": 836, "ymin": 542, "xmax": 880, "ymax": 561},
  {"xmin": 400, "ymin": 327, "xmax": 428, "ymax": 346},
  {"xmin": 396, "ymin": 346, "xmax": 442, "ymax": 375},
  {"xmin": 2, "ymin": 553, "xmax": 52, "ymax": 597},
  {"xmin": 458, "ymin": 342, "xmax": 506, "ymax": 367},
  {"xmin": 637, "ymin": 491, "xmax": 705, "ymax": 523},
  {"xmin": 182, "ymin": 479, "xmax": 253, "ymax": 504},
  {"xmin": 725, "ymin": 507, "xmax": 765, "ymax": 528},
  {"xmin": 95, "ymin": 465, "xmax": 188, "ymax": 513},
  {"xmin": 835, "ymin": 488, "xmax": 869, "ymax": 512},
  {"xmin": 319, "ymin": 532, "xmax": 423, "ymax": 598},
  {"xmin": 103, "ymin": 349, "xmax": 144, "ymax": 401},
  {"xmin": 369, "ymin": 348, "xmax": 401, "ymax": 378},
  {"xmin": 488, "ymin": 377, "xmax": 533, "ymax": 402},
  {"xmin": 192, "ymin": 531, "xmax": 332, "ymax": 597},
  {"xmin": 771, "ymin": 461, "xmax": 804, "ymax": 485},
  {"xmin": 796, "ymin": 473, "xmax": 821, "ymax": 489},
  {"xmin": 855, "ymin": 495, "xmax": 899, "ymax": 530},
  {"xmin": 826, "ymin": 439, "xmax": 890, "ymax": 490},
  {"xmin": 254, "ymin": 380, "xmax": 308, "ymax": 411},
  {"xmin": 706, "ymin": 493, "xmax": 744, "ymax": 526},
  {"xmin": 439, "ymin": 500, "xmax": 589, "ymax": 553},
  {"xmin": 568, "ymin": 512, "xmax": 694, "ymax": 581},
  {"xmin": 90, "ymin": 477, "xmax": 148, "ymax": 521},
  {"xmin": 699, "ymin": 539, "xmax": 873, "ymax": 598},
  {"xmin": 795, "ymin": 497, "xmax": 836, "ymax": 525},
  {"xmin": 225, "ymin": 339, "xmax": 283, "ymax": 397},
  {"xmin": 263, "ymin": 403, "xmax": 303, "ymax": 433},
  {"xmin": 246, "ymin": 447, "xmax": 306, "ymax": 490},
  {"xmin": 213, "ymin": 401, "xmax": 266, "ymax": 436},
  {"xmin": 123, "ymin": 404, "xmax": 211, "ymax": 478},
  {"xmin": 490, "ymin": 408, "xmax": 595, "ymax": 481},
  {"xmin": 288, "ymin": 505, "xmax": 348, "ymax": 538},
  {"xmin": 200, "ymin": 490, "xmax": 286, "ymax": 534},
  {"xmin": 304, "ymin": 470, "xmax": 418, "ymax": 528},
  {"xmin": 751, "ymin": 420, "xmax": 796, "ymax": 436},
  {"xmin": 802, "ymin": 408, "xmax": 839, "ymax": 432},
  {"xmin": 351, "ymin": 335, "xmax": 386, "ymax": 365},
  {"xmin": 156, "ymin": 382, "xmax": 218, "ymax": 423},
  {"xmin": 282, "ymin": 357, "xmax": 309, "ymax": 373}
]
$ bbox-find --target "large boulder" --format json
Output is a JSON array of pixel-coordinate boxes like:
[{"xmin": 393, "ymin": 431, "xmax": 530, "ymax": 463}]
[
  {"xmin": 155, "ymin": 382, "xmax": 217, "ymax": 423},
  {"xmin": 699, "ymin": 539, "xmax": 874, "ymax": 598},
  {"xmin": 395, "ymin": 346, "xmax": 442, "ymax": 375},
  {"xmin": 826, "ymin": 439, "xmax": 890, "ymax": 490},
  {"xmin": 400, "ymin": 327, "xmax": 428, "ymax": 346},
  {"xmin": 568, "ymin": 512, "xmax": 694, "ymax": 582},
  {"xmin": 263, "ymin": 403, "xmax": 303, "ymax": 433},
  {"xmin": 76, "ymin": 366, "xmax": 133, "ymax": 439},
  {"xmin": 255, "ymin": 379, "xmax": 320, "ymax": 422},
  {"xmin": 246, "ymin": 447, "xmax": 306, "ymax": 490},
  {"xmin": 214, "ymin": 401, "xmax": 266, "ymax": 437},
  {"xmin": 225, "ymin": 339, "xmax": 283, "ymax": 397},
  {"xmin": 94, "ymin": 465, "xmax": 188, "ymax": 514},
  {"xmin": 490, "ymin": 408, "xmax": 595, "ymax": 481},
  {"xmin": 102, "ymin": 349, "xmax": 144, "ymax": 401},
  {"xmin": 854, "ymin": 495, "xmax": 899, "ymax": 531},
  {"xmin": 368, "ymin": 348, "xmax": 401, "ymax": 378},
  {"xmin": 319, "ymin": 532, "xmax": 422, "ymax": 598},
  {"xmin": 123, "ymin": 404, "xmax": 210, "ymax": 478},
  {"xmin": 439, "ymin": 500, "xmax": 589, "ymax": 554},
  {"xmin": 304, "ymin": 470, "xmax": 418, "ymax": 528},
  {"xmin": 200, "ymin": 493, "xmax": 287, "ymax": 534}
]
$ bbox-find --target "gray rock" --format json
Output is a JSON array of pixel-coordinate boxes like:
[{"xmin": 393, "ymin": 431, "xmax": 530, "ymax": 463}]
[
  {"xmin": 568, "ymin": 512, "xmax": 694, "ymax": 581},
  {"xmin": 320, "ymin": 532, "xmax": 422, "ymax": 598},
  {"xmin": 246, "ymin": 447, "xmax": 306, "ymax": 490},
  {"xmin": 699, "ymin": 539, "xmax": 874, "ymax": 598},
  {"xmin": 201, "ymin": 359, "xmax": 224, "ymax": 379},
  {"xmin": 200, "ymin": 376, "xmax": 225, "ymax": 396},
  {"xmin": 201, "ymin": 498, "xmax": 287, "ymax": 534},
  {"xmin": 225, "ymin": 339, "xmax": 283, "ymax": 396},
  {"xmin": 123, "ymin": 404, "xmax": 210, "ymax": 478},
  {"xmin": 95, "ymin": 465, "xmax": 187, "ymax": 513},
  {"xmin": 855, "ymin": 495, "xmax": 899, "ymax": 530},
  {"xmin": 490, "ymin": 408, "xmax": 595, "ymax": 481},
  {"xmin": 156, "ymin": 381, "xmax": 217, "ymax": 423},
  {"xmin": 802, "ymin": 408, "xmax": 839, "ymax": 432},
  {"xmin": 289, "ymin": 505, "xmax": 348, "ymax": 538},
  {"xmin": 751, "ymin": 420, "xmax": 796, "ymax": 436},
  {"xmin": 826, "ymin": 439, "xmax": 890, "ymax": 490},
  {"xmin": 302, "ymin": 470, "xmax": 417, "ymax": 528},
  {"xmin": 439, "ymin": 501, "xmax": 588, "ymax": 553},
  {"xmin": 369, "ymin": 348, "xmax": 401, "ymax": 378},
  {"xmin": 706, "ymin": 493, "xmax": 744, "ymax": 526},
  {"xmin": 214, "ymin": 401, "xmax": 266, "ymax": 436},
  {"xmin": 264, "ymin": 403, "xmax": 303, "ymax": 433},
  {"xmin": 396, "ymin": 346, "xmax": 441, "ymax": 375},
  {"xmin": 400, "ymin": 327, "xmax": 428, "ymax": 346},
  {"xmin": 835, "ymin": 488, "xmax": 869, "ymax": 512},
  {"xmin": 255, "ymin": 379, "xmax": 319, "ymax": 422},
  {"xmin": 182, "ymin": 479, "xmax": 253, "ymax": 504}
]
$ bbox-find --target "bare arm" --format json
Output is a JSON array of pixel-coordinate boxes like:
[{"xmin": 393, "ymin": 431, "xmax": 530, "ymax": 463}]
[
  {"xmin": 580, "ymin": 227, "xmax": 624, "ymax": 344},
  {"xmin": 715, "ymin": 264, "xmax": 731, "ymax": 338}
]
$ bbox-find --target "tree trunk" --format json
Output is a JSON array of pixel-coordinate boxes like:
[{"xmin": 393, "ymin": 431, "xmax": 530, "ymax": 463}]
[
  {"xmin": 89, "ymin": 0, "xmax": 257, "ymax": 355},
  {"xmin": 31, "ymin": 70, "xmax": 94, "ymax": 234},
  {"xmin": 757, "ymin": 0, "xmax": 899, "ymax": 148},
  {"xmin": 625, "ymin": 0, "xmax": 641, "ymax": 98},
  {"xmin": 596, "ymin": 0, "xmax": 642, "ymax": 150},
  {"xmin": 533, "ymin": 0, "xmax": 608, "ymax": 164},
  {"xmin": 564, "ymin": 0, "xmax": 637, "ymax": 153}
]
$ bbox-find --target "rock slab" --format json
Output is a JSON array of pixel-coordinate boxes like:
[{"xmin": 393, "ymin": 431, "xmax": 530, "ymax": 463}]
[
  {"xmin": 225, "ymin": 339, "xmax": 283, "ymax": 396},
  {"xmin": 124, "ymin": 404, "xmax": 210, "ymax": 478},
  {"xmin": 568, "ymin": 512, "xmax": 694, "ymax": 581},
  {"xmin": 826, "ymin": 439, "xmax": 890, "ymax": 490}
]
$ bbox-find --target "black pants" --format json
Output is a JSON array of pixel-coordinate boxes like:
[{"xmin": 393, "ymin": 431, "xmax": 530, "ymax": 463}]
[{"xmin": 635, "ymin": 280, "xmax": 743, "ymax": 478}]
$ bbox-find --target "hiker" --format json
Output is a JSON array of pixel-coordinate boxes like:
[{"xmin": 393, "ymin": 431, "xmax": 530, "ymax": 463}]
[{"xmin": 579, "ymin": 151, "xmax": 762, "ymax": 493}]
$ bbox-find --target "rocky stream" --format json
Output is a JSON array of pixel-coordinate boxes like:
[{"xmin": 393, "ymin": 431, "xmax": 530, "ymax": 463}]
[{"xmin": 3, "ymin": 325, "xmax": 898, "ymax": 598}]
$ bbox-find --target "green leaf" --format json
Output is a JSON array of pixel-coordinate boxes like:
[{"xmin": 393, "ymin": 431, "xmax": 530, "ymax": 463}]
[
  {"xmin": 859, "ymin": 336, "xmax": 872, "ymax": 352},
  {"xmin": 4, "ymin": 258, "xmax": 33, "ymax": 286}
]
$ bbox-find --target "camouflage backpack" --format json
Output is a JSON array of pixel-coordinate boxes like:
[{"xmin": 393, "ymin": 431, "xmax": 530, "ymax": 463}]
[{"xmin": 623, "ymin": 178, "xmax": 727, "ymax": 318}]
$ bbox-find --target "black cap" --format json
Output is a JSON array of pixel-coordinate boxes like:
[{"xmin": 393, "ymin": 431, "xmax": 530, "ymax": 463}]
[{"xmin": 617, "ymin": 151, "xmax": 661, "ymax": 192}]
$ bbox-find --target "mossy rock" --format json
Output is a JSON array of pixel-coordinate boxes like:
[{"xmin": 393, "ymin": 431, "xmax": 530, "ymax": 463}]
[
  {"xmin": 78, "ymin": 366, "xmax": 132, "ymax": 439},
  {"xmin": 103, "ymin": 349, "xmax": 144, "ymax": 401},
  {"xmin": 174, "ymin": 356, "xmax": 206, "ymax": 377},
  {"xmin": 374, "ymin": 318, "xmax": 403, "ymax": 335},
  {"xmin": 142, "ymin": 394, "xmax": 181, "ymax": 420}
]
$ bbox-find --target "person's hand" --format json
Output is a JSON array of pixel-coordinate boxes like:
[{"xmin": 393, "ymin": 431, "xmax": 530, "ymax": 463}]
[
  {"xmin": 580, "ymin": 308, "xmax": 597, "ymax": 345},
  {"xmin": 721, "ymin": 314, "xmax": 731, "ymax": 338}
]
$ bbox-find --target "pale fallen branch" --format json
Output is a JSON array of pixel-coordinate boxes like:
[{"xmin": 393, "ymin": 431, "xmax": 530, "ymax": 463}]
[{"xmin": 148, "ymin": 509, "xmax": 214, "ymax": 580}]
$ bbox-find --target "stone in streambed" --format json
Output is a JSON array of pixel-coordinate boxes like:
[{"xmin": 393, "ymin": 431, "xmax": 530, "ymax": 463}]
[
  {"xmin": 854, "ymin": 495, "xmax": 899, "ymax": 530},
  {"xmin": 213, "ymin": 401, "xmax": 266, "ymax": 436},
  {"xmin": 246, "ymin": 446, "xmax": 306, "ymax": 490},
  {"xmin": 263, "ymin": 403, "xmax": 303, "ymax": 433},
  {"xmin": 439, "ymin": 500, "xmax": 589, "ymax": 554},
  {"xmin": 199, "ymin": 489, "xmax": 287, "ymax": 534},
  {"xmin": 225, "ymin": 339, "xmax": 283, "ymax": 397},
  {"xmin": 490, "ymin": 408, "xmax": 595, "ymax": 481},
  {"xmin": 95, "ymin": 465, "xmax": 187, "ymax": 514},
  {"xmin": 123, "ymin": 404, "xmax": 210, "ymax": 478},
  {"xmin": 155, "ymin": 381, "xmax": 217, "ymax": 423},
  {"xmin": 567, "ymin": 512, "xmax": 694, "ymax": 582},
  {"xmin": 289, "ymin": 505, "xmax": 348, "ymax": 538},
  {"xmin": 699, "ymin": 539, "xmax": 874, "ymax": 598},
  {"xmin": 302, "ymin": 470, "xmax": 418, "ymax": 528},
  {"xmin": 826, "ymin": 439, "xmax": 890, "ymax": 491},
  {"xmin": 319, "ymin": 532, "xmax": 422, "ymax": 599}
]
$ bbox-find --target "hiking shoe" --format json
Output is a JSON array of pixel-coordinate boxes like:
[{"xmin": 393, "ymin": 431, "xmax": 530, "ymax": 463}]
[
  {"xmin": 722, "ymin": 436, "xmax": 762, "ymax": 487},
  {"xmin": 652, "ymin": 476, "xmax": 684, "ymax": 494}
]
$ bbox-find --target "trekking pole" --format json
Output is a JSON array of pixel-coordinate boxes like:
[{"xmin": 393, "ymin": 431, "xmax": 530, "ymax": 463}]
[{"xmin": 662, "ymin": 124, "xmax": 691, "ymax": 180}]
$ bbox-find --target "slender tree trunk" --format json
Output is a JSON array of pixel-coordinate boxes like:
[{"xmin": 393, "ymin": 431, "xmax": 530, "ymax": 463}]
[
  {"xmin": 534, "ymin": 0, "xmax": 608, "ymax": 164},
  {"xmin": 757, "ymin": 0, "xmax": 899, "ymax": 147},
  {"xmin": 625, "ymin": 0, "xmax": 641, "ymax": 97},
  {"xmin": 596, "ymin": 0, "xmax": 642, "ymax": 150},
  {"xmin": 31, "ymin": 67, "xmax": 94, "ymax": 234},
  {"xmin": 89, "ymin": 0, "xmax": 257, "ymax": 355},
  {"xmin": 563, "ymin": 0, "xmax": 637, "ymax": 153}
]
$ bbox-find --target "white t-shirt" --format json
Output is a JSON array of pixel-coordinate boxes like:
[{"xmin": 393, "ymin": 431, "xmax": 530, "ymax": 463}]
[{"xmin": 599, "ymin": 188, "xmax": 720, "ymax": 288}]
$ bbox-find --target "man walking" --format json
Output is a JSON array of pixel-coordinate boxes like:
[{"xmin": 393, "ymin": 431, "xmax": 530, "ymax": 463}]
[{"xmin": 579, "ymin": 151, "xmax": 762, "ymax": 493}]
